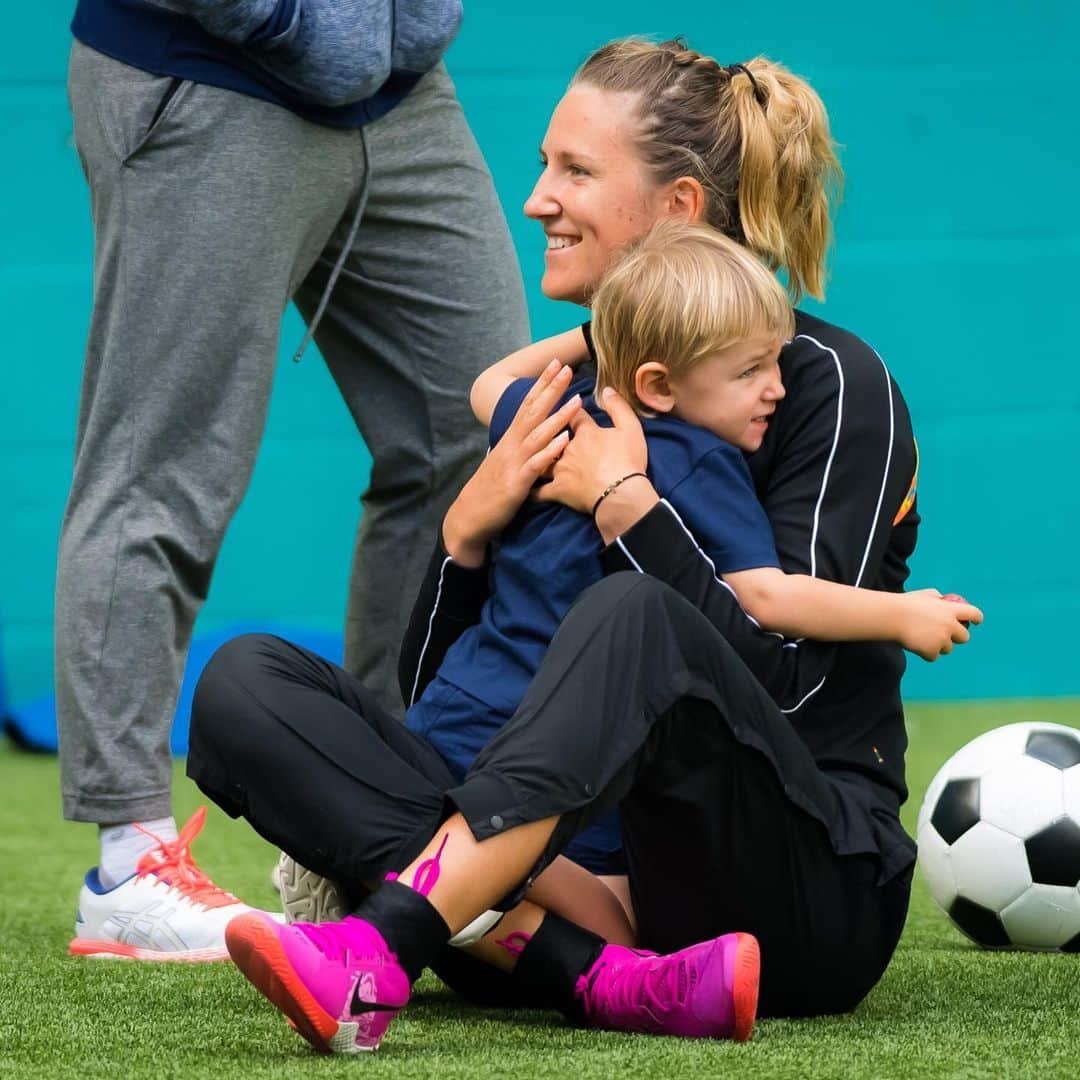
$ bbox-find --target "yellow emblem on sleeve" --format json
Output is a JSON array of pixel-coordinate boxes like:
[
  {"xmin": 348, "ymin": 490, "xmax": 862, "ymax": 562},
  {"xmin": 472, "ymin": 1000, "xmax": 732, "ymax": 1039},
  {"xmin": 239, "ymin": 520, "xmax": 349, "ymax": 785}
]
[{"xmin": 892, "ymin": 439, "xmax": 919, "ymax": 526}]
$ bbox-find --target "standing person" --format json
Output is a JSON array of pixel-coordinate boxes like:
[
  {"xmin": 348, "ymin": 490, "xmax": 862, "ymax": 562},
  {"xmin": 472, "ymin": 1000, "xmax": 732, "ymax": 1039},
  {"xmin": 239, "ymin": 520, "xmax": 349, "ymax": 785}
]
[{"xmin": 61, "ymin": 0, "xmax": 529, "ymax": 961}]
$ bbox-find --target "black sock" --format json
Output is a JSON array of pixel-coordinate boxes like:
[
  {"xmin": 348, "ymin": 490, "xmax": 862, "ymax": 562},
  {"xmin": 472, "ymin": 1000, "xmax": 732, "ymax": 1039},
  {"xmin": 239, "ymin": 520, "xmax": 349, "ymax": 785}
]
[
  {"xmin": 353, "ymin": 880, "xmax": 450, "ymax": 984},
  {"xmin": 512, "ymin": 913, "xmax": 606, "ymax": 1023}
]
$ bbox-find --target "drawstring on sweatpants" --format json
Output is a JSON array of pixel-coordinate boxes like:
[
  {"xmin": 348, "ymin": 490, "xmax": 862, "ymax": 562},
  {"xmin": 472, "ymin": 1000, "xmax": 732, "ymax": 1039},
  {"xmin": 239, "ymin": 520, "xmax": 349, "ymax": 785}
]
[{"xmin": 291, "ymin": 125, "xmax": 370, "ymax": 364}]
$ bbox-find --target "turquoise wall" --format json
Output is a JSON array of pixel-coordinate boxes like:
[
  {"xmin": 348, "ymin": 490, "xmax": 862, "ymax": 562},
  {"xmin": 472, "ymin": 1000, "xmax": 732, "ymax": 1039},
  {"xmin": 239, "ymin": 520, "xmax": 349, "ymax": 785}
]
[{"xmin": 2, "ymin": 3, "xmax": 1078, "ymax": 710}]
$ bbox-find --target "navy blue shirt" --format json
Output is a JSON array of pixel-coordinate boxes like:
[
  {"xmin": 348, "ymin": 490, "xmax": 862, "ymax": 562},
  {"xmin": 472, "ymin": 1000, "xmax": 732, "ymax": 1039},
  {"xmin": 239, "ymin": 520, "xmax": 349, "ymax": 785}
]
[
  {"xmin": 406, "ymin": 376, "xmax": 779, "ymax": 870},
  {"xmin": 72, "ymin": 0, "xmax": 419, "ymax": 130}
]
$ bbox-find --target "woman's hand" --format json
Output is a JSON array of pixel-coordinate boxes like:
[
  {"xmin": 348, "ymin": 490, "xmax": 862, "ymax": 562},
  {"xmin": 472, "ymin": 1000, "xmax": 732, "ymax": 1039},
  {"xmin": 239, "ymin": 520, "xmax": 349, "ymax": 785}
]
[
  {"xmin": 536, "ymin": 387, "xmax": 658, "ymax": 543},
  {"xmin": 899, "ymin": 588, "xmax": 984, "ymax": 660},
  {"xmin": 443, "ymin": 361, "xmax": 582, "ymax": 567}
]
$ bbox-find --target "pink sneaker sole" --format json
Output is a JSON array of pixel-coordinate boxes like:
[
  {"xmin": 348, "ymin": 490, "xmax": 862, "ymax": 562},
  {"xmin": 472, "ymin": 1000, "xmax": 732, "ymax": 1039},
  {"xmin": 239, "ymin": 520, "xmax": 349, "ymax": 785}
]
[
  {"xmin": 729, "ymin": 932, "xmax": 761, "ymax": 1042},
  {"xmin": 226, "ymin": 913, "xmax": 376, "ymax": 1054}
]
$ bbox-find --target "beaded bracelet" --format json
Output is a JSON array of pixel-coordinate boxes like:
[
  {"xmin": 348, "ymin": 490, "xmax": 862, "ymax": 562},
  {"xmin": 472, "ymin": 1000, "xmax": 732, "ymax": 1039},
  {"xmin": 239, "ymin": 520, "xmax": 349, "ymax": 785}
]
[{"xmin": 591, "ymin": 472, "xmax": 649, "ymax": 521}]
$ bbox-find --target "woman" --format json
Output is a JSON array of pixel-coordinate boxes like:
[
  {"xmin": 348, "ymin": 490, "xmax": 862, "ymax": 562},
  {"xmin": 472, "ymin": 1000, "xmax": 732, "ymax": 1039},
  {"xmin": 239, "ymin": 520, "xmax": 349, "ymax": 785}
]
[{"xmin": 188, "ymin": 38, "xmax": 972, "ymax": 1048}]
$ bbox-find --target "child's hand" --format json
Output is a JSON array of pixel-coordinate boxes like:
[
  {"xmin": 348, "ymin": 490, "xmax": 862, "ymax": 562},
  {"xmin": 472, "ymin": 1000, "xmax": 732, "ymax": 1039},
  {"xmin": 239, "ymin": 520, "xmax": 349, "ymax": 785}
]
[
  {"xmin": 444, "ymin": 361, "xmax": 581, "ymax": 565},
  {"xmin": 899, "ymin": 589, "xmax": 984, "ymax": 661},
  {"xmin": 536, "ymin": 387, "xmax": 649, "ymax": 518}
]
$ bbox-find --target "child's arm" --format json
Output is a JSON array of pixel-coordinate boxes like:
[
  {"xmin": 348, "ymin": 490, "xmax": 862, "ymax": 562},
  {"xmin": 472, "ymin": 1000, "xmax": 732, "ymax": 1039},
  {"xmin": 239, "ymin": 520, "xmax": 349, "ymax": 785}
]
[
  {"xmin": 471, "ymin": 326, "xmax": 590, "ymax": 427},
  {"xmin": 723, "ymin": 567, "xmax": 983, "ymax": 660}
]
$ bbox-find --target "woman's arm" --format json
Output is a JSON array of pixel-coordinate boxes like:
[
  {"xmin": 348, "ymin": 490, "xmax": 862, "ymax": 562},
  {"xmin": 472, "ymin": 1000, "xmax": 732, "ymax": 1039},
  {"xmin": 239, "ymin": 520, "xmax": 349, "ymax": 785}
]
[
  {"xmin": 471, "ymin": 326, "xmax": 590, "ymax": 427},
  {"xmin": 722, "ymin": 568, "xmax": 981, "ymax": 660},
  {"xmin": 536, "ymin": 392, "xmax": 832, "ymax": 710},
  {"xmin": 597, "ymin": 438, "xmax": 981, "ymax": 659}
]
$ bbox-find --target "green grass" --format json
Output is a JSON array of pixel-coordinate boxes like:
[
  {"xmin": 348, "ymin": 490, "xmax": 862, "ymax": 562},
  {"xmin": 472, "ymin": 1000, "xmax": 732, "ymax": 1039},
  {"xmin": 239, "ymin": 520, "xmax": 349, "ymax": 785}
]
[{"xmin": 2, "ymin": 699, "xmax": 1079, "ymax": 1079}]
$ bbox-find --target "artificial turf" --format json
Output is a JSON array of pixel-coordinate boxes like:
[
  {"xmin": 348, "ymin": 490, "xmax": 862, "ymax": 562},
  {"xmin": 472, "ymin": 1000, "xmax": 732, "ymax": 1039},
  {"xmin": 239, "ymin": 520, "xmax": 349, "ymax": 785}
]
[{"xmin": 2, "ymin": 698, "xmax": 1079, "ymax": 1079}]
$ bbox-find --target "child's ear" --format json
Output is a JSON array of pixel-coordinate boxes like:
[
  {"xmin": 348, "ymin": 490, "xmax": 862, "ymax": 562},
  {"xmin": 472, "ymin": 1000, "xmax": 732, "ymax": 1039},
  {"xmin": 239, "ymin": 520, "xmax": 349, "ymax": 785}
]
[{"xmin": 635, "ymin": 362, "xmax": 676, "ymax": 414}]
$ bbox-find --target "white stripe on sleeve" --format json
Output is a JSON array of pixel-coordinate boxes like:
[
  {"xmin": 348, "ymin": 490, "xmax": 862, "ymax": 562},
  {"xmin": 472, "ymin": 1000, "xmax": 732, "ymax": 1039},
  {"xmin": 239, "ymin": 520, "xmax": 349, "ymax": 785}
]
[{"xmin": 408, "ymin": 556, "xmax": 452, "ymax": 707}]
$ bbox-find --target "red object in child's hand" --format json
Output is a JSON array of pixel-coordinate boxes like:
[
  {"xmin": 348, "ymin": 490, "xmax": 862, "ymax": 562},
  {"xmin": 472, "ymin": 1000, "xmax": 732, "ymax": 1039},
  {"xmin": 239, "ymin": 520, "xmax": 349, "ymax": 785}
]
[{"xmin": 942, "ymin": 593, "xmax": 970, "ymax": 628}]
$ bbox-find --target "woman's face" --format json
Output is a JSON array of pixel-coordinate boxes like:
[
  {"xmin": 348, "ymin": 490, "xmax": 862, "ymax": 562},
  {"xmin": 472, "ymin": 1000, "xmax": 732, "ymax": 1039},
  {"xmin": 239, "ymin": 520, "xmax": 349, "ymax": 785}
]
[{"xmin": 524, "ymin": 85, "xmax": 675, "ymax": 305}]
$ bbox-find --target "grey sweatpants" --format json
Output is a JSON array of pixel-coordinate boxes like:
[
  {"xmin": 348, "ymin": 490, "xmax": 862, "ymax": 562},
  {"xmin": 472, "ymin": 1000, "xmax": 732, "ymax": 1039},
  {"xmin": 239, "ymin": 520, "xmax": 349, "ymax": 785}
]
[{"xmin": 58, "ymin": 42, "xmax": 529, "ymax": 823}]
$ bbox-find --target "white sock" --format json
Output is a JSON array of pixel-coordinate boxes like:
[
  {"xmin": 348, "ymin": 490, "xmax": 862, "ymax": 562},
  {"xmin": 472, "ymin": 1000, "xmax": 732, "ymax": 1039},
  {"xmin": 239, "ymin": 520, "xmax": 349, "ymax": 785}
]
[{"xmin": 98, "ymin": 817, "xmax": 178, "ymax": 890}]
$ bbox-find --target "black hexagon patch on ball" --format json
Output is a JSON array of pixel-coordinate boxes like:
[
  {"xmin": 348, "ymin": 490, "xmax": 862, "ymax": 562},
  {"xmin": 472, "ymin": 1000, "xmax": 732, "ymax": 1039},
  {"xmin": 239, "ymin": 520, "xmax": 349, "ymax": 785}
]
[
  {"xmin": 1025, "ymin": 819, "xmax": 1080, "ymax": 887},
  {"xmin": 949, "ymin": 896, "xmax": 1011, "ymax": 947},
  {"xmin": 931, "ymin": 778, "xmax": 980, "ymax": 844},
  {"xmin": 1025, "ymin": 730, "xmax": 1080, "ymax": 770}
]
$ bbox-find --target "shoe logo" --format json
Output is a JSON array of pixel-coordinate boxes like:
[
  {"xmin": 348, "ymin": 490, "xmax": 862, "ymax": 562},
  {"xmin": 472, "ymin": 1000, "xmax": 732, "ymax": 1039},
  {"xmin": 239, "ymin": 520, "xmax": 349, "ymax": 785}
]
[
  {"xmin": 349, "ymin": 973, "xmax": 398, "ymax": 1017},
  {"xmin": 107, "ymin": 901, "xmax": 186, "ymax": 950}
]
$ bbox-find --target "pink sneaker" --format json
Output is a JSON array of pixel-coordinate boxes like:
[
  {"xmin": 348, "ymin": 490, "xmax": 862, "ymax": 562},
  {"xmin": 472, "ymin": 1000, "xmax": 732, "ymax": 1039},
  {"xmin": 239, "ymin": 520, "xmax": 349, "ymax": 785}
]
[
  {"xmin": 225, "ymin": 912, "xmax": 410, "ymax": 1053},
  {"xmin": 576, "ymin": 932, "xmax": 760, "ymax": 1041}
]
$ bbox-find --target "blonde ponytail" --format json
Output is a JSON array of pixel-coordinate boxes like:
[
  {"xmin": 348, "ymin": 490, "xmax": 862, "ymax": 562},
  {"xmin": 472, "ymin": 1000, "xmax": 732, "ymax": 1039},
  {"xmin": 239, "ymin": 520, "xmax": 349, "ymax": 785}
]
[{"xmin": 733, "ymin": 59, "xmax": 841, "ymax": 301}]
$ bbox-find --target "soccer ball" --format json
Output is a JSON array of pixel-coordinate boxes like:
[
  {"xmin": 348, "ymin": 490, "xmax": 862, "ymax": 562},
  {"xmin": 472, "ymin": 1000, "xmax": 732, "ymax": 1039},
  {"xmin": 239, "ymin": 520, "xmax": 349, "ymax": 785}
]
[{"xmin": 916, "ymin": 721, "xmax": 1080, "ymax": 950}]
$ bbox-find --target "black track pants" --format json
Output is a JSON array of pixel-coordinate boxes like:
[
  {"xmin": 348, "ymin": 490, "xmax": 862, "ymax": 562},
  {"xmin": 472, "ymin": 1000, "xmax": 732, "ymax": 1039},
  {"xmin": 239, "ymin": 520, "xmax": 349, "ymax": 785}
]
[{"xmin": 188, "ymin": 573, "xmax": 909, "ymax": 1017}]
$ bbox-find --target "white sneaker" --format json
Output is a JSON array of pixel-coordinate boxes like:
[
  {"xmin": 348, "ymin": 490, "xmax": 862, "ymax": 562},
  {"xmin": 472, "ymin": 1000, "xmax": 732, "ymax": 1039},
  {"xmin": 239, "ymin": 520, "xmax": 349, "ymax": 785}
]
[
  {"xmin": 70, "ymin": 806, "xmax": 264, "ymax": 962},
  {"xmin": 275, "ymin": 851, "xmax": 503, "ymax": 945}
]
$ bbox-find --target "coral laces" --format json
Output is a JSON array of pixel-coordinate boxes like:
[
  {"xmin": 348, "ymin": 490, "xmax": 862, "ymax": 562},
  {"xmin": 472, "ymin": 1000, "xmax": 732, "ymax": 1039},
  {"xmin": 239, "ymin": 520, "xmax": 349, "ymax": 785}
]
[{"xmin": 134, "ymin": 806, "xmax": 239, "ymax": 909}]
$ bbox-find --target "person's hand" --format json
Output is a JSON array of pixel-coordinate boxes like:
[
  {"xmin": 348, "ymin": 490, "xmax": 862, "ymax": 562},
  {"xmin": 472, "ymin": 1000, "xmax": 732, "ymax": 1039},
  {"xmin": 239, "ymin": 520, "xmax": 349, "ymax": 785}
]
[
  {"xmin": 442, "ymin": 361, "xmax": 582, "ymax": 566},
  {"xmin": 899, "ymin": 588, "xmax": 984, "ymax": 660},
  {"xmin": 535, "ymin": 387, "xmax": 655, "ymax": 535}
]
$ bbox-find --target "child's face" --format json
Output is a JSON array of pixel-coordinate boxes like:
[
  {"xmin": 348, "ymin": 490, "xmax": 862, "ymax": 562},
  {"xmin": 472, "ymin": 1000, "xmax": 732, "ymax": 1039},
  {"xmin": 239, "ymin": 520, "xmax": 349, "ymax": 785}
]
[{"xmin": 668, "ymin": 335, "xmax": 786, "ymax": 452}]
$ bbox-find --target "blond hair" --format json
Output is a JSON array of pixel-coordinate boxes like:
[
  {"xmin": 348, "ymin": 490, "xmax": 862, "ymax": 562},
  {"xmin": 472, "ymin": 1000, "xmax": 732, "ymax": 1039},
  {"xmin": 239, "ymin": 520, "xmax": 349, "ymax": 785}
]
[
  {"xmin": 591, "ymin": 221, "xmax": 794, "ymax": 412},
  {"xmin": 573, "ymin": 38, "xmax": 842, "ymax": 302}
]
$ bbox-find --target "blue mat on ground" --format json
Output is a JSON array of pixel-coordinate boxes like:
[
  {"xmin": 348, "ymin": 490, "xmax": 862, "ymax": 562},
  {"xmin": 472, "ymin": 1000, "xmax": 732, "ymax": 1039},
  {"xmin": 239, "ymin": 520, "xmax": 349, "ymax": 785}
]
[{"xmin": 2, "ymin": 625, "xmax": 344, "ymax": 755}]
